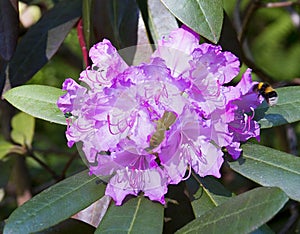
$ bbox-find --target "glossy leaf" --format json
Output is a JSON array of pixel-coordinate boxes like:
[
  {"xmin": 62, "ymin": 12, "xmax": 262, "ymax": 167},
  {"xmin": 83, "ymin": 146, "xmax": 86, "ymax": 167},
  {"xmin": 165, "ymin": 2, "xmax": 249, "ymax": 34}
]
[
  {"xmin": 4, "ymin": 170, "xmax": 106, "ymax": 234},
  {"xmin": 176, "ymin": 187, "xmax": 288, "ymax": 234},
  {"xmin": 186, "ymin": 175, "xmax": 233, "ymax": 218},
  {"xmin": 229, "ymin": 143, "xmax": 300, "ymax": 201},
  {"xmin": 147, "ymin": 0, "xmax": 178, "ymax": 43},
  {"xmin": 95, "ymin": 196, "xmax": 164, "ymax": 233},
  {"xmin": 8, "ymin": 0, "xmax": 81, "ymax": 87},
  {"xmin": 3, "ymin": 85, "xmax": 66, "ymax": 125},
  {"xmin": 73, "ymin": 195, "xmax": 111, "ymax": 228},
  {"xmin": 82, "ymin": 0, "xmax": 93, "ymax": 51},
  {"xmin": 93, "ymin": 0, "xmax": 139, "ymax": 64},
  {"xmin": 160, "ymin": 0, "xmax": 223, "ymax": 43},
  {"xmin": 186, "ymin": 175, "xmax": 274, "ymax": 234},
  {"xmin": 11, "ymin": 112, "xmax": 35, "ymax": 147},
  {"xmin": 255, "ymin": 86, "xmax": 300, "ymax": 128},
  {"xmin": 131, "ymin": 16, "xmax": 153, "ymax": 66},
  {"xmin": 0, "ymin": 0, "xmax": 18, "ymax": 61}
]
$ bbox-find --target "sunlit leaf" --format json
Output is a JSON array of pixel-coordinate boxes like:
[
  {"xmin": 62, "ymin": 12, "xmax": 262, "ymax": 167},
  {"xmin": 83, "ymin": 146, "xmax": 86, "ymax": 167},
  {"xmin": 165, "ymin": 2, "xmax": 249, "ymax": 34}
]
[
  {"xmin": 73, "ymin": 195, "xmax": 111, "ymax": 228},
  {"xmin": 160, "ymin": 0, "xmax": 223, "ymax": 43},
  {"xmin": 229, "ymin": 143, "xmax": 300, "ymax": 202},
  {"xmin": 4, "ymin": 170, "xmax": 107, "ymax": 234},
  {"xmin": 0, "ymin": 0, "xmax": 18, "ymax": 61},
  {"xmin": 11, "ymin": 112, "xmax": 35, "ymax": 147},
  {"xmin": 0, "ymin": 141, "xmax": 16, "ymax": 160},
  {"xmin": 95, "ymin": 196, "xmax": 164, "ymax": 233},
  {"xmin": 176, "ymin": 187, "xmax": 288, "ymax": 234},
  {"xmin": 255, "ymin": 86, "xmax": 300, "ymax": 128},
  {"xmin": 147, "ymin": 0, "xmax": 178, "ymax": 43},
  {"xmin": 8, "ymin": 0, "xmax": 81, "ymax": 86},
  {"xmin": 3, "ymin": 85, "xmax": 66, "ymax": 125}
]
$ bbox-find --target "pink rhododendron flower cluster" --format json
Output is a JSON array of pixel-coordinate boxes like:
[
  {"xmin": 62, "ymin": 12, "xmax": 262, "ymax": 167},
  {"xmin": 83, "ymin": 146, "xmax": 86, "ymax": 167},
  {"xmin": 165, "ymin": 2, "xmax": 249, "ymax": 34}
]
[{"xmin": 57, "ymin": 27, "xmax": 262, "ymax": 205}]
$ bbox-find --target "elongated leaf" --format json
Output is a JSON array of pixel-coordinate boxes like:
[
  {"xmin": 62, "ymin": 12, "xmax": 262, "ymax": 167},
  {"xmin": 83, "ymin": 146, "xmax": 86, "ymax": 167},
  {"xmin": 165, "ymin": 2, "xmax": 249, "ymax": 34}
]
[
  {"xmin": 95, "ymin": 196, "xmax": 164, "ymax": 233},
  {"xmin": 3, "ymin": 85, "xmax": 66, "ymax": 125},
  {"xmin": 147, "ymin": 0, "xmax": 178, "ymax": 43},
  {"xmin": 229, "ymin": 143, "xmax": 300, "ymax": 201},
  {"xmin": 82, "ymin": 0, "xmax": 93, "ymax": 51},
  {"xmin": 0, "ymin": 0, "xmax": 18, "ymax": 61},
  {"xmin": 11, "ymin": 112, "xmax": 35, "ymax": 147},
  {"xmin": 93, "ymin": 0, "xmax": 138, "ymax": 64},
  {"xmin": 186, "ymin": 175, "xmax": 233, "ymax": 217},
  {"xmin": 176, "ymin": 187, "xmax": 288, "ymax": 234},
  {"xmin": 255, "ymin": 86, "xmax": 300, "ymax": 128},
  {"xmin": 9, "ymin": 0, "xmax": 81, "ymax": 86},
  {"xmin": 4, "ymin": 170, "xmax": 106, "ymax": 234},
  {"xmin": 160, "ymin": 0, "xmax": 223, "ymax": 43},
  {"xmin": 186, "ymin": 176, "xmax": 274, "ymax": 234}
]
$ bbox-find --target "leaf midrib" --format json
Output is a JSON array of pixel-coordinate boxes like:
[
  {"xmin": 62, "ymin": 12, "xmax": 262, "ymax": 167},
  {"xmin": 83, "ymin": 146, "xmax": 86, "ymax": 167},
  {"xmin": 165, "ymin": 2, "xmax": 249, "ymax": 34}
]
[
  {"xmin": 7, "ymin": 174, "xmax": 99, "ymax": 232},
  {"xmin": 243, "ymin": 153, "xmax": 300, "ymax": 176},
  {"xmin": 127, "ymin": 197, "xmax": 142, "ymax": 233},
  {"xmin": 178, "ymin": 191, "xmax": 286, "ymax": 233}
]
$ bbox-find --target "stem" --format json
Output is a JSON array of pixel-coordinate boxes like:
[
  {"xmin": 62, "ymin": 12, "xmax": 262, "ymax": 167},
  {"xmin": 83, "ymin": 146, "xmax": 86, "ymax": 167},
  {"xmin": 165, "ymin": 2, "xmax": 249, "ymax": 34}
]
[
  {"xmin": 262, "ymin": 1, "xmax": 300, "ymax": 8},
  {"xmin": 234, "ymin": 0, "xmax": 275, "ymax": 83},
  {"xmin": 238, "ymin": 0, "xmax": 260, "ymax": 43},
  {"xmin": 77, "ymin": 19, "xmax": 89, "ymax": 68},
  {"xmin": 61, "ymin": 152, "xmax": 78, "ymax": 179},
  {"xmin": 27, "ymin": 148, "xmax": 60, "ymax": 180}
]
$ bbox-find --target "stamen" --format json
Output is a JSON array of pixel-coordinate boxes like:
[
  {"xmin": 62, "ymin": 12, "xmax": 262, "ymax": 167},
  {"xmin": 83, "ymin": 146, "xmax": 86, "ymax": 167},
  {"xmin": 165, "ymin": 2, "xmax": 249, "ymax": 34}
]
[
  {"xmin": 242, "ymin": 113, "xmax": 248, "ymax": 132},
  {"xmin": 182, "ymin": 164, "xmax": 192, "ymax": 181},
  {"xmin": 250, "ymin": 107, "xmax": 255, "ymax": 119},
  {"xmin": 213, "ymin": 80, "xmax": 221, "ymax": 96},
  {"xmin": 116, "ymin": 172, "xmax": 123, "ymax": 183}
]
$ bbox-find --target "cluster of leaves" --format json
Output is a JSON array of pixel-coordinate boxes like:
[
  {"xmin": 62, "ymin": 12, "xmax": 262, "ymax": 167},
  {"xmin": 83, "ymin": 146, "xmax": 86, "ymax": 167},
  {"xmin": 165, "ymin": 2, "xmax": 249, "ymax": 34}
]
[{"xmin": 1, "ymin": 0, "xmax": 300, "ymax": 233}]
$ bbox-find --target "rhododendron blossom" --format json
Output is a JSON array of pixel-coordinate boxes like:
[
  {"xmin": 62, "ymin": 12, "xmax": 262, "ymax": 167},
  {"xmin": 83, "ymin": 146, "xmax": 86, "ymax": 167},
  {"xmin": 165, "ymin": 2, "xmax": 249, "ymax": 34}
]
[{"xmin": 57, "ymin": 27, "xmax": 262, "ymax": 205}]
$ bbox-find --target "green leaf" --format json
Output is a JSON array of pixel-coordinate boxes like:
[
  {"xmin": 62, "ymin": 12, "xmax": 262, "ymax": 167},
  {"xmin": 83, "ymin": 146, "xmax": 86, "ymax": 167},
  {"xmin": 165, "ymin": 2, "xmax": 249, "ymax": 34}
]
[
  {"xmin": 229, "ymin": 143, "xmax": 300, "ymax": 202},
  {"xmin": 160, "ymin": 0, "xmax": 223, "ymax": 43},
  {"xmin": 0, "ymin": 141, "xmax": 16, "ymax": 160},
  {"xmin": 11, "ymin": 112, "xmax": 35, "ymax": 147},
  {"xmin": 3, "ymin": 85, "xmax": 66, "ymax": 125},
  {"xmin": 8, "ymin": 0, "xmax": 81, "ymax": 86},
  {"xmin": 255, "ymin": 86, "xmax": 300, "ymax": 128},
  {"xmin": 95, "ymin": 196, "xmax": 164, "ymax": 233},
  {"xmin": 187, "ymin": 176, "xmax": 274, "ymax": 234},
  {"xmin": 4, "ymin": 170, "xmax": 106, "ymax": 234},
  {"xmin": 176, "ymin": 187, "xmax": 288, "ymax": 234},
  {"xmin": 0, "ymin": 0, "xmax": 18, "ymax": 61},
  {"xmin": 82, "ymin": 0, "xmax": 93, "ymax": 51},
  {"xmin": 147, "ymin": 0, "xmax": 178, "ymax": 44},
  {"xmin": 93, "ymin": 0, "xmax": 138, "ymax": 64},
  {"xmin": 186, "ymin": 175, "xmax": 233, "ymax": 217}
]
